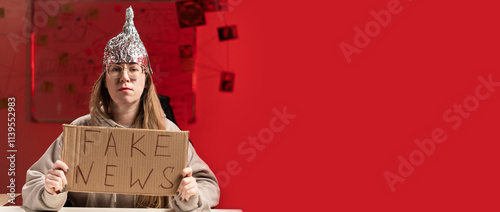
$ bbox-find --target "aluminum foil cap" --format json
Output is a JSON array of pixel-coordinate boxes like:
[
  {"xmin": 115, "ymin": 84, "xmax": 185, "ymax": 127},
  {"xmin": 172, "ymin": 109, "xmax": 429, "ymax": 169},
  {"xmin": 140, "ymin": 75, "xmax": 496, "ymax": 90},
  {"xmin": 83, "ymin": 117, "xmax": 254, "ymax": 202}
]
[{"xmin": 103, "ymin": 6, "xmax": 152, "ymax": 74}]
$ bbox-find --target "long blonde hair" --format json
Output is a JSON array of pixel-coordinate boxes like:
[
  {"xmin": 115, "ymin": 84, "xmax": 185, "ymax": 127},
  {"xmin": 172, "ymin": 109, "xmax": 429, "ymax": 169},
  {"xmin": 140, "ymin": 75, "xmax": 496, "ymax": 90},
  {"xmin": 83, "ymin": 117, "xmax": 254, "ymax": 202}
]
[{"xmin": 89, "ymin": 69, "xmax": 169, "ymax": 208}]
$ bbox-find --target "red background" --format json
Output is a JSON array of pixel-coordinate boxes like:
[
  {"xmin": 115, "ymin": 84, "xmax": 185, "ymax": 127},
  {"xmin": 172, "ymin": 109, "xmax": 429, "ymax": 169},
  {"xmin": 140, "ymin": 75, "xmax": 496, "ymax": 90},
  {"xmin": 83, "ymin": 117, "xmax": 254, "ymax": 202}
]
[{"xmin": 1, "ymin": 0, "xmax": 500, "ymax": 211}]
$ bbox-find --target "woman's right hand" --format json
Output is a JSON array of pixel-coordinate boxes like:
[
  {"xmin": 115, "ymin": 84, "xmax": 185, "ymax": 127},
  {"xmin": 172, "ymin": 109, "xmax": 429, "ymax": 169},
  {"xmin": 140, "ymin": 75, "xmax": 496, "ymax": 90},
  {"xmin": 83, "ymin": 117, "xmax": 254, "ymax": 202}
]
[{"xmin": 44, "ymin": 160, "xmax": 69, "ymax": 195}]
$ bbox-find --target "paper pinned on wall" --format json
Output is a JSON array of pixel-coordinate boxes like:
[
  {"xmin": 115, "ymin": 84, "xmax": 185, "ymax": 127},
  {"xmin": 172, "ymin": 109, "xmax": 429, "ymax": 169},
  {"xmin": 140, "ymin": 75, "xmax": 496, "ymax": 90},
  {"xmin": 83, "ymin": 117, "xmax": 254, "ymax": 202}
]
[
  {"xmin": 220, "ymin": 71, "xmax": 235, "ymax": 92},
  {"xmin": 179, "ymin": 45, "xmax": 193, "ymax": 59},
  {"xmin": 65, "ymin": 83, "xmax": 77, "ymax": 94},
  {"xmin": 61, "ymin": 4, "xmax": 74, "ymax": 14},
  {"xmin": 218, "ymin": 25, "xmax": 238, "ymax": 41},
  {"xmin": 0, "ymin": 98, "xmax": 8, "ymax": 109},
  {"xmin": 61, "ymin": 125, "xmax": 189, "ymax": 196},
  {"xmin": 47, "ymin": 16, "xmax": 58, "ymax": 27},
  {"xmin": 88, "ymin": 8, "xmax": 99, "ymax": 19},
  {"xmin": 42, "ymin": 81, "xmax": 54, "ymax": 93},
  {"xmin": 181, "ymin": 58, "xmax": 194, "ymax": 72},
  {"xmin": 179, "ymin": 45, "xmax": 194, "ymax": 72},
  {"xmin": 176, "ymin": 0, "xmax": 206, "ymax": 28},
  {"xmin": 0, "ymin": 8, "xmax": 5, "ymax": 19},
  {"xmin": 36, "ymin": 35, "xmax": 48, "ymax": 46},
  {"xmin": 59, "ymin": 53, "xmax": 69, "ymax": 64}
]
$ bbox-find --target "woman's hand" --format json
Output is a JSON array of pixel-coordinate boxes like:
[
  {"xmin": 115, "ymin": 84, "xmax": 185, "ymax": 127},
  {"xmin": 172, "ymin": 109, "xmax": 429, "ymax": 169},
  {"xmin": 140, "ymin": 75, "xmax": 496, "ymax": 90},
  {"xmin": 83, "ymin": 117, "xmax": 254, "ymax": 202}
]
[
  {"xmin": 177, "ymin": 167, "xmax": 199, "ymax": 201},
  {"xmin": 44, "ymin": 160, "xmax": 69, "ymax": 195}
]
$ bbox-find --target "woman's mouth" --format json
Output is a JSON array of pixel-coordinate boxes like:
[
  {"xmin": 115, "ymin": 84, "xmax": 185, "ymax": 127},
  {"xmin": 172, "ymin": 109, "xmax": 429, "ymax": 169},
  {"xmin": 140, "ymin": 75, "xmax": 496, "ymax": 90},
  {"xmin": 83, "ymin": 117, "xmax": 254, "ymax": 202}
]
[{"xmin": 119, "ymin": 87, "xmax": 131, "ymax": 91}]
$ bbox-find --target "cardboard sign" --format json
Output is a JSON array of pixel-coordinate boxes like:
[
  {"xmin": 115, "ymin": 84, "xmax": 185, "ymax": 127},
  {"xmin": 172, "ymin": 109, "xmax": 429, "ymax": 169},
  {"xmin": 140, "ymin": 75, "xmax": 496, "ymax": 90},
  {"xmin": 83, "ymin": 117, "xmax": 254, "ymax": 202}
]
[{"xmin": 61, "ymin": 124, "xmax": 189, "ymax": 196}]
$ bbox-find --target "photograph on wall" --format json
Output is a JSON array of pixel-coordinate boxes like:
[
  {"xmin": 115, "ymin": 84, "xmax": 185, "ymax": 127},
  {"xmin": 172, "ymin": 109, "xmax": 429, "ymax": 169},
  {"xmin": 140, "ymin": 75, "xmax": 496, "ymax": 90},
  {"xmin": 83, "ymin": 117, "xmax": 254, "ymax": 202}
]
[
  {"xmin": 219, "ymin": 71, "xmax": 235, "ymax": 92},
  {"xmin": 217, "ymin": 25, "xmax": 238, "ymax": 41},
  {"xmin": 176, "ymin": 0, "xmax": 206, "ymax": 28}
]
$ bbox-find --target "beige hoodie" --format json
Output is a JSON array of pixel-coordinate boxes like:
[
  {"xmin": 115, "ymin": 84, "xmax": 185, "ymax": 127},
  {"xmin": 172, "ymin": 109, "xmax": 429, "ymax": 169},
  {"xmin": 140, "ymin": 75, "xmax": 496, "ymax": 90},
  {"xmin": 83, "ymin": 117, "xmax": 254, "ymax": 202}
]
[{"xmin": 22, "ymin": 114, "xmax": 220, "ymax": 211}]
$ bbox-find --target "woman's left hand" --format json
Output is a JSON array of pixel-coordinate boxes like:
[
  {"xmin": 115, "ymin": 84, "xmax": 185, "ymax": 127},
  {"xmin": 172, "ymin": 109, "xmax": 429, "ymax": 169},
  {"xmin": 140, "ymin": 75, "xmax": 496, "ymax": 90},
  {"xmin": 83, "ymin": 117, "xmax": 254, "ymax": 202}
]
[{"xmin": 177, "ymin": 167, "xmax": 199, "ymax": 201}]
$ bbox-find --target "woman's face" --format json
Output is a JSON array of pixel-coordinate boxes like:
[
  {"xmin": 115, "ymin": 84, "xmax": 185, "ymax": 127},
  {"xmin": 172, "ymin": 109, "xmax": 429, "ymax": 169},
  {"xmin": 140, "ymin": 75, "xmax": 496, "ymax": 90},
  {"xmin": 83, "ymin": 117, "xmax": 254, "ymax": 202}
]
[{"xmin": 105, "ymin": 63, "xmax": 147, "ymax": 107}]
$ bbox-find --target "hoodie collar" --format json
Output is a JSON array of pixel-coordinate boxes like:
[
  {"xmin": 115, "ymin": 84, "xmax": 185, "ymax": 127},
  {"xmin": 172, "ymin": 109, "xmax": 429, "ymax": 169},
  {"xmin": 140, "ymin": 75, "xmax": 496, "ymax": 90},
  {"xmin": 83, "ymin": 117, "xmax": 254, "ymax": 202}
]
[{"xmin": 95, "ymin": 113, "xmax": 132, "ymax": 128}]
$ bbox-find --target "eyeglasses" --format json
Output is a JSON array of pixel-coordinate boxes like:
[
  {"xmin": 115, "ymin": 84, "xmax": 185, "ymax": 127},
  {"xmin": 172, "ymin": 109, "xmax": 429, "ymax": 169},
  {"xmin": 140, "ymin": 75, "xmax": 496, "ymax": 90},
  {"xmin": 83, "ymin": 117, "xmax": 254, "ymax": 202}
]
[{"xmin": 106, "ymin": 64, "xmax": 146, "ymax": 80}]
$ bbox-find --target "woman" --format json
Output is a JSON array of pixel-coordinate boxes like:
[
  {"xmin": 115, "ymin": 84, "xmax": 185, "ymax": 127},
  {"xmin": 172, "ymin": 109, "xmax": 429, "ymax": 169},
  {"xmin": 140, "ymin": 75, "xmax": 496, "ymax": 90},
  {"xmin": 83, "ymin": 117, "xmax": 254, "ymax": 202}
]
[{"xmin": 22, "ymin": 6, "xmax": 220, "ymax": 211}]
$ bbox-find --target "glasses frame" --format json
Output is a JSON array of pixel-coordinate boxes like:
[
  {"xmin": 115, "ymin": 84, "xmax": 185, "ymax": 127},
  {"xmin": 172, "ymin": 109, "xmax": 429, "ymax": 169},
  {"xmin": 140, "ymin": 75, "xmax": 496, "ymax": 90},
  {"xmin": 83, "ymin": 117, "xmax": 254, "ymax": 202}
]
[{"xmin": 106, "ymin": 64, "xmax": 146, "ymax": 80}]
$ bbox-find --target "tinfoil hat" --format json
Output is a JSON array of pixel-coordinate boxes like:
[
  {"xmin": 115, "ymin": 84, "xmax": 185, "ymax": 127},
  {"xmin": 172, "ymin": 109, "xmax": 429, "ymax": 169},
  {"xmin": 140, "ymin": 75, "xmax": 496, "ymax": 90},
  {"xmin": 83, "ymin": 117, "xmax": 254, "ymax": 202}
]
[{"xmin": 103, "ymin": 6, "xmax": 152, "ymax": 74}]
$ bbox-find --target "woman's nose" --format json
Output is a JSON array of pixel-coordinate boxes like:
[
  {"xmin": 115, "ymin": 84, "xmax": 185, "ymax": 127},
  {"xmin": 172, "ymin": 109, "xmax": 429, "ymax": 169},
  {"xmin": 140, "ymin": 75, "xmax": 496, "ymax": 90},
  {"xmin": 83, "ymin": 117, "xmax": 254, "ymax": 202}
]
[{"xmin": 119, "ymin": 69, "xmax": 131, "ymax": 82}]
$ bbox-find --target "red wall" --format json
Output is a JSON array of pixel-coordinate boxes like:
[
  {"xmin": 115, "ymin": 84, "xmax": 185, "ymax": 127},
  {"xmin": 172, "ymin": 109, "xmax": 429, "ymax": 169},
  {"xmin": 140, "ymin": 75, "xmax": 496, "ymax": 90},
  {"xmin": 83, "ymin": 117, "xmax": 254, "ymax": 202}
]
[{"xmin": 2, "ymin": 0, "xmax": 500, "ymax": 211}]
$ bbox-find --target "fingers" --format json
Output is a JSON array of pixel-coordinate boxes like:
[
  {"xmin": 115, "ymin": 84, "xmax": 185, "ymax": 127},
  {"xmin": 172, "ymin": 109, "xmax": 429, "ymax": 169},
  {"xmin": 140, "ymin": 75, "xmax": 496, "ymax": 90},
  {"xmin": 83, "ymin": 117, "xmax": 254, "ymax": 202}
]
[
  {"xmin": 45, "ymin": 174, "xmax": 65, "ymax": 195},
  {"xmin": 49, "ymin": 169, "xmax": 68, "ymax": 189},
  {"xmin": 46, "ymin": 173, "xmax": 63, "ymax": 189},
  {"xmin": 54, "ymin": 160, "xmax": 70, "ymax": 173},
  {"xmin": 177, "ymin": 176, "xmax": 199, "ymax": 201},
  {"xmin": 181, "ymin": 167, "xmax": 192, "ymax": 178},
  {"xmin": 177, "ymin": 176, "xmax": 194, "ymax": 195},
  {"xmin": 181, "ymin": 181, "xmax": 198, "ymax": 201},
  {"xmin": 53, "ymin": 160, "xmax": 69, "ymax": 187},
  {"xmin": 178, "ymin": 167, "xmax": 197, "ymax": 201},
  {"xmin": 45, "ymin": 178, "xmax": 62, "ymax": 195},
  {"xmin": 44, "ymin": 160, "xmax": 69, "ymax": 195}
]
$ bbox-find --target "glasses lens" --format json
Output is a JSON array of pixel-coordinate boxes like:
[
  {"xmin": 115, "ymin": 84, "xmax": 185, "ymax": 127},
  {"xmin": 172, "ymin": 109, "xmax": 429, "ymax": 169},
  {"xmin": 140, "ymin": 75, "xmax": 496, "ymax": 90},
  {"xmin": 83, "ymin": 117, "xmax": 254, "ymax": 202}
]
[
  {"xmin": 108, "ymin": 65, "xmax": 123, "ymax": 78},
  {"xmin": 107, "ymin": 64, "xmax": 145, "ymax": 79},
  {"xmin": 127, "ymin": 64, "xmax": 144, "ymax": 79}
]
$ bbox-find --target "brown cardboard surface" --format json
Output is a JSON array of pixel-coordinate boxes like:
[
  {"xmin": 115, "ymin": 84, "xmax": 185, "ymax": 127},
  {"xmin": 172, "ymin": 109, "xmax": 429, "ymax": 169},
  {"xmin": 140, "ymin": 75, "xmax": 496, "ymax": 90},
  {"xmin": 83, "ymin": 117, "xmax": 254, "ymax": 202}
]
[
  {"xmin": 0, "ymin": 193, "xmax": 21, "ymax": 206},
  {"xmin": 61, "ymin": 124, "xmax": 188, "ymax": 196}
]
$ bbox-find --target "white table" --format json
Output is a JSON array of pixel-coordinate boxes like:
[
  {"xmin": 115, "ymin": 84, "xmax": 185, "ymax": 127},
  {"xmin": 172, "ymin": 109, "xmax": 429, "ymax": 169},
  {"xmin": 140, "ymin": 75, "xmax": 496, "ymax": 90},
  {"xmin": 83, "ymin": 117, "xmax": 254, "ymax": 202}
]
[{"xmin": 0, "ymin": 206, "xmax": 242, "ymax": 212}]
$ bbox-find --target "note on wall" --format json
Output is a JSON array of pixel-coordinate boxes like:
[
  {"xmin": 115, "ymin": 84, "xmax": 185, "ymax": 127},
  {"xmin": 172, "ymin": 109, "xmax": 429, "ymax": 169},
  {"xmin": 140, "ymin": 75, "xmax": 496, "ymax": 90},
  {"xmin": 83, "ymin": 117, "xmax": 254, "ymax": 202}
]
[
  {"xmin": 88, "ymin": 8, "xmax": 99, "ymax": 19},
  {"xmin": 36, "ymin": 34, "xmax": 48, "ymax": 46},
  {"xmin": 0, "ymin": 7, "xmax": 5, "ymax": 19}
]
